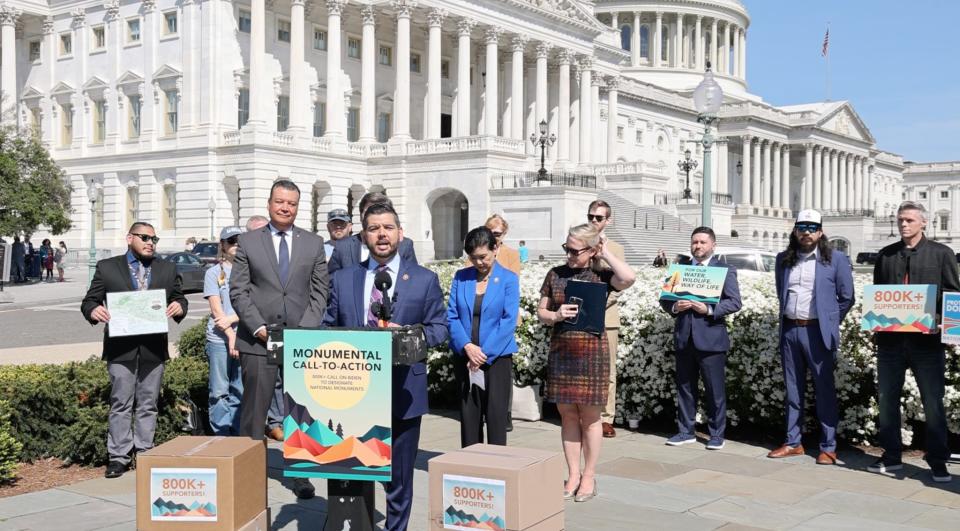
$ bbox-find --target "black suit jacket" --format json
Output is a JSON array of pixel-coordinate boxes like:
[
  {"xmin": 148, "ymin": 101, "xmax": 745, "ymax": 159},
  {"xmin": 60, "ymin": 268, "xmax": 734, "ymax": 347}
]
[
  {"xmin": 80, "ymin": 254, "xmax": 188, "ymax": 363},
  {"xmin": 327, "ymin": 233, "xmax": 417, "ymax": 274}
]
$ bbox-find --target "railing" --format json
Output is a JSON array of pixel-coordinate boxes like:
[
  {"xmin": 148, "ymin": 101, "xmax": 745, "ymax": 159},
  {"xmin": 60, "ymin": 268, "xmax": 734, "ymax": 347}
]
[
  {"xmin": 406, "ymin": 135, "xmax": 526, "ymax": 156},
  {"xmin": 490, "ymin": 171, "xmax": 597, "ymax": 189},
  {"xmin": 820, "ymin": 209, "xmax": 876, "ymax": 218},
  {"xmin": 273, "ymin": 132, "xmax": 293, "ymax": 146},
  {"xmin": 222, "ymin": 130, "xmax": 241, "ymax": 145},
  {"xmin": 312, "ymin": 136, "xmax": 332, "ymax": 152},
  {"xmin": 653, "ymin": 192, "xmax": 733, "ymax": 206}
]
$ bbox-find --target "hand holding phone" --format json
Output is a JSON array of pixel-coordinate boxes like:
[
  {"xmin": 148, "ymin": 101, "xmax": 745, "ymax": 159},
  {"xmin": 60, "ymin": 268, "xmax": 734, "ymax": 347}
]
[{"xmin": 561, "ymin": 296, "xmax": 583, "ymax": 324}]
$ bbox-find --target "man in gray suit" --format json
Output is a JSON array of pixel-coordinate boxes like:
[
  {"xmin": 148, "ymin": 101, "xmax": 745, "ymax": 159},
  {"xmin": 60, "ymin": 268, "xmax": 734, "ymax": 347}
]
[{"xmin": 230, "ymin": 180, "xmax": 329, "ymax": 499}]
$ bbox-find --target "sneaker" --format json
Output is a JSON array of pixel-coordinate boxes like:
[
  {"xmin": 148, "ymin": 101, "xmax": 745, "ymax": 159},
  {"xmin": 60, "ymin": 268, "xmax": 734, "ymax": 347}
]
[
  {"xmin": 705, "ymin": 437, "xmax": 725, "ymax": 450},
  {"xmin": 930, "ymin": 462, "xmax": 952, "ymax": 483},
  {"xmin": 665, "ymin": 433, "xmax": 696, "ymax": 446},
  {"xmin": 867, "ymin": 456, "xmax": 903, "ymax": 473}
]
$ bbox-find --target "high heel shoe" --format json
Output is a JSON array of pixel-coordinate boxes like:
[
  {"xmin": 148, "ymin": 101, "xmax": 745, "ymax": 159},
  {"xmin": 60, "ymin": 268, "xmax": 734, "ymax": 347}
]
[
  {"xmin": 574, "ymin": 479, "xmax": 598, "ymax": 502},
  {"xmin": 562, "ymin": 480, "xmax": 580, "ymax": 500}
]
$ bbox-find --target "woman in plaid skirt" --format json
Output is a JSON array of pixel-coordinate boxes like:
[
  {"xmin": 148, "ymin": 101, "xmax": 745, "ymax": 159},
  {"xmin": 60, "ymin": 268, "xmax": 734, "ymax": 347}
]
[{"xmin": 537, "ymin": 223, "xmax": 635, "ymax": 502}]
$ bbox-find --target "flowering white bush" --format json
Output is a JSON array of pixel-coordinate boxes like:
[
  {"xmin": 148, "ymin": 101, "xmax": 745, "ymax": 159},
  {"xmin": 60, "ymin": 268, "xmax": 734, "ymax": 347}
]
[{"xmin": 425, "ymin": 262, "xmax": 960, "ymax": 444}]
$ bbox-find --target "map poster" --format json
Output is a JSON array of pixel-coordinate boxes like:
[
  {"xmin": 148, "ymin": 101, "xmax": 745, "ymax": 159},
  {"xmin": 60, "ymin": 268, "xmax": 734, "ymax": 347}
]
[
  {"xmin": 861, "ymin": 284, "xmax": 938, "ymax": 333},
  {"xmin": 106, "ymin": 289, "xmax": 169, "ymax": 337},
  {"xmin": 442, "ymin": 474, "xmax": 507, "ymax": 531},
  {"xmin": 943, "ymin": 293, "xmax": 960, "ymax": 345},
  {"xmin": 659, "ymin": 264, "xmax": 728, "ymax": 304},
  {"xmin": 282, "ymin": 329, "xmax": 393, "ymax": 482},
  {"xmin": 150, "ymin": 467, "xmax": 218, "ymax": 522}
]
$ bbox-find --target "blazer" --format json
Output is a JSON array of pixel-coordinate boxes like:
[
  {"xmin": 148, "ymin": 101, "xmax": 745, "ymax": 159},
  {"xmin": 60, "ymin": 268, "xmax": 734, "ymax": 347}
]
[
  {"xmin": 446, "ymin": 262, "xmax": 520, "ymax": 363},
  {"xmin": 775, "ymin": 249, "xmax": 855, "ymax": 351},
  {"xmin": 80, "ymin": 254, "xmax": 188, "ymax": 363},
  {"xmin": 322, "ymin": 258, "xmax": 448, "ymax": 419},
  {"xmin": 327, "ymin": 233, "xmax": 417, "ymax": 274},
  {"xmin": 659, "ymin": 257, "xmax": 742, "ymax": 353},
  {"xmin": 229, "ymin": 225, "xmax": 330, "ymax": 356}
]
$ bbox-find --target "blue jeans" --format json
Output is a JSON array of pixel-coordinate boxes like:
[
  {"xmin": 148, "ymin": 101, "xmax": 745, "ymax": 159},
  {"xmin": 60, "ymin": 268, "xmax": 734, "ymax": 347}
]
[{"xmin": 207, "ymin": 341, "xmax": 243, "ymax": 436}]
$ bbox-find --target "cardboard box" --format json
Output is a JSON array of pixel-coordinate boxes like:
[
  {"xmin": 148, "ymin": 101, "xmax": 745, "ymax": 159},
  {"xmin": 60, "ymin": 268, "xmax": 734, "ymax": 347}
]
[
  {"xmin": 136, "ymin": 436, "xmax": 266, "ymax": 531},
  {"xmin": 428, "ymin": 444, "xmax": 564, "ymax": 531},
  {"xmin": 237, "ymin": 509, "xmax": 269, "ymax": 531}
]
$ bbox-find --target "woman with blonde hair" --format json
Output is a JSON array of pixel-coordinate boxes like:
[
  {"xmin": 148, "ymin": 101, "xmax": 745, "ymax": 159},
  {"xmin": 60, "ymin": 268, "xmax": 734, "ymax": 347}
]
[
  {"xmin": 484, "ymin": 214, "xmax": 521, "ymax": 275},
  {"xmin": 537, "ymin": 223, "xmax": 635, "ymax": 502}
]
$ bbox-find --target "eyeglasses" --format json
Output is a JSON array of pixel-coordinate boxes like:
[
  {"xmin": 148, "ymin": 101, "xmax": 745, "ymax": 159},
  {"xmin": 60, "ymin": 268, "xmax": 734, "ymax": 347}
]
[
  {"xmin": 794, "ymin": 223, "xmax": 821, "ymax": 234},
  {"xmin": 587, "ymin": 214, "xmax": 607, "ymax": 222},
  {"xmin": 130, "ymin": 233, "xmax": 160, "ymax": 244},
  {"xmin": 562, "ymin": 243, "xmax": 591, "ymax": 256},
  {"xmin": 223, "ymin": 236, "xmax": 239, "ymax": 245}
]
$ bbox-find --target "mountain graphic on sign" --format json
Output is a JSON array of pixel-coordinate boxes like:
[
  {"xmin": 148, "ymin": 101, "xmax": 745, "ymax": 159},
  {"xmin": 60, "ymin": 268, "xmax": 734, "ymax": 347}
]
[
  {"xmin": 862, "ymin": 311, "xmax": 934, "ymax": 332},
  {"xmin": 444, "ymin": 505, "xmax": 504, "ymax": 530},
  {"xmin": 151, "ymin": 497, "xmax": 216, "ymax": 518},
  {"xmin": 284, "ymin": 392, "xmax": 315, "ymax": 426},
  {"xmin": 359, "ymin": 425, "xmax": 391, "ymax": 442}
]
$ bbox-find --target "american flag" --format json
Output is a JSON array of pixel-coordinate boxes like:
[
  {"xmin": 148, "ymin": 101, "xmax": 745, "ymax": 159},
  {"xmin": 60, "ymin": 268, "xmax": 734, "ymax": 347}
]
[{"xmin": 821, "ymin": 28, "xmax": 830, "ymax": 57}]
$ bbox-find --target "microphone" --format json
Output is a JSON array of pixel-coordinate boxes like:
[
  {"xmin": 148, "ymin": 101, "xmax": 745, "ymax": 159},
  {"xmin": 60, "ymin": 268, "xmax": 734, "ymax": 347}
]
[{"xmin": 374, "ymin": 270, "xmax": 393, "ymax": 324}]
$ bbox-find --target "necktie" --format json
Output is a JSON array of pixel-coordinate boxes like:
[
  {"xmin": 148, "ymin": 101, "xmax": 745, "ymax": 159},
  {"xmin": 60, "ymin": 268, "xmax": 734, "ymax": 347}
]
[
  {"xmin": 133, "ymin": 261, "xmax": 148, "ymax": 290},
  {"xmin": 367, "ymin": 264, "xmax": 388, "ymax": 327},
  {"xmin": 278, "ymin": 231, "xmax": 289, "ymax": 285}
]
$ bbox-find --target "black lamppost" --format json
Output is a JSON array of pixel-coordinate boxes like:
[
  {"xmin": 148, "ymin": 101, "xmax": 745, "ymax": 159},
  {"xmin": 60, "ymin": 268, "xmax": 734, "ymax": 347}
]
[
  {"xmin": 888, "ymin": 213, "xmax": 895, "ymax": 238},
  {"xmin": 677, "ymin": 148, "xmax": 698, "ymax": 202},
  {"xmin": 530, "ymin": 119, "xmax": 556, "ymax": 181}
]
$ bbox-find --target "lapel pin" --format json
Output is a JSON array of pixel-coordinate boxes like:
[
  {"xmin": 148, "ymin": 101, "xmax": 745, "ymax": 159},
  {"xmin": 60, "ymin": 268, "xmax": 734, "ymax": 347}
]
[{"xmin": 402, "ymin": 273, "xmax": 410, "ymax": 281}]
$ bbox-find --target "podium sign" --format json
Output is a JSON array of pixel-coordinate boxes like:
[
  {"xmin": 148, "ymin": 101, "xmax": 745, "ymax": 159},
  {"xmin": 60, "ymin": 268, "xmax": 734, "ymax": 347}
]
[
  {"xmin": 861, "ymin": 284, "xmax": 937, "ymax": 333},
  {"xmin": 943, "ymin": 293, "xmax": 960, "ymax": 345},
  {"xmin": 282, "ymin": 329, "xmax": 392, "ymax": 482},
  {"xmin": 659, "ymin": 264, "xmax": 728, "ymax": 304}
]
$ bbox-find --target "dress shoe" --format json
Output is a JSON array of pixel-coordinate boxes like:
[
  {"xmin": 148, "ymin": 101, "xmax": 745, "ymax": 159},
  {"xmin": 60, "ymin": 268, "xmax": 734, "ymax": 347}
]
[
  {"xmin": 562, "ymin": 480, "xmax": 579, "ymax": 500},
  {"xmin": 816, "ymin": 451, "xmax": 838, "ymax": 465},
  {"xmin": 105, "ymin": 461, "xmax": 128, "ymax": 479},
  {"xmin": 506, "ymin": 413, "xmax": 513, "ymax": 433},
  {"xmin": 265, "ymin": 426, "xmax": 284, "ymax": 442},
  {"xmin": 601, "ymin": 422, "xmax": 616, "ymax": 438},
  {"xmin": 930, "ymin": 462, "xmax": 952, "ymax": 483},
  {"xmin": 292, "ymin": 477, "xmax": 315, "ymax": 499},
  {"xmin": 867, "ymin": 456, "xmax": 903, "ymax": 473},
  {"xmin": 574, "ymin": 479, "xmax": 598, "ymax": 502},
  {"xmin": 767, "ymin": 444, "xmax": 804, "ymax": 458}
]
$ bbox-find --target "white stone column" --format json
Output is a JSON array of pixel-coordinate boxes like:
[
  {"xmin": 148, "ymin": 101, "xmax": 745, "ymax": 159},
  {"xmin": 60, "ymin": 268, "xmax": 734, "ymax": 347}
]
[
  {"xmin": 426, "ymin": 8, "xmax": 444, "ymax": 139},
  {"xmin": 781, "ymin": 144, "xmax": 791, "ymax": 211},
  {"xmin": 820, "ymin": 147, "xmax": 830, "ymax": 209},
  {"xmin": 846, "ymin": 155, "xmax": 855, "ymax": 210},
  {"xmin": 180, "ymin": 0, "xmax": 197, "ymax": 131},
  {"xmin": 556, "ymin": 49, "xmax": 572, "ymax": 164},
  {"xmin": 694, "ymin": 15, "xmax": 703, "ymax": 70},
  {"xmin": 105, "ymin": 2, "xmax": 121, "ymax": 144},
  {"xmin": 606, "ymin": 77, "xmax": 619, "ymax": 163},
  {"xmin": 803, "ymin": 144, "xmax": 813, "ymax": 209},
  {"xmin": 246, "ymin": 0, "xmax": 267, "ymax": 127},
  {"xmin": 837, "ymin": 153, "xmax": 847, "ymax": 210},
  {"xmin": 761, "ymin": 140, "xmax": 771, "ymax": 206},
  {"xmin": 392, "ymin": 0, "xmax": 413, "ymax": 139},
  {"xmin": 653, "ymin": 12, "xmax": 662, "ymax": 68},
  {"xmin": 735, "ymin": 27, "xmax": 743, "ymax": 78},
  {"xmin": 772, "ymin": 143, "xmax": 781, "ymax": 208},
  {"xmin": 675, "ymin": 13, "xmax": 684, "ymax": 68},
  {"xmin": 859, "ymin": 158, "xmax": 868, "ymax": 210},
  {"xmin": 591, "ymin": 77, "xmax": 600, "ymax": 162},
  {"xmin": 812, "ymin": 146, "xmax": 821, "ymax": 209},
  {"xmin": 456, "ymin": 19, "xmax": 474, "ymax": 137},
  {"xmin": 0, "ymin": 4, "xmax": 20, "ymax": 125},
  {"xmin": 740, "ymin": 28, "xmax": 747, "ymax": 79},
  {"xmin": 631, "ymin": 12, "xmax": 641, "ymax": 66},
  {"xmin": 829, "ymin": 149, "xmax": 839, "ymax": 211},
  {"xmin": 751, "ymin": 137, "xmax": 762, "ymax": 206},
  {"xmin": 578, "ymin": 57, "xmax": 592, "ymax": 164},
  {"xmin": 324, "ymin": 0, "xmax": 347, "ymax": 137},
  {"xmin": 569, "ymin": 64, "xmax": 579, "ymax": 164},
  {"xmin": 866, "ymin": 164, "xmax": 875, "ymax": 212},
  {"xmin": 717, "ymin": 141, "xmax": 728, "ymax": 194},
  {"xmin": 359, "ymin": 6, "xmax": 376, "ymax": 142},
  {"xmin": 740, "ymin": 136, "xmax": 752, "ymax": 205},
  {"xmin": 535, "ymin": 41, "xmax": 549, "ymax": 130},
  {"xmin": 721, "ymin": 22, "xmax": 730, "ymax": 75},
  {"xmin": 503, "ymin": 38, "xmax": 519, "ymax": 140},
  {"xmin": 709, "ymin": 19, "xmax": 718, "ymax": 69},
  {"xmin": 483, "ymin": 27, "xmax": 501, "ymax": 136},
  {"xmin": 284, "ymin": 0, "xmax": 307, "ymax": 132}
]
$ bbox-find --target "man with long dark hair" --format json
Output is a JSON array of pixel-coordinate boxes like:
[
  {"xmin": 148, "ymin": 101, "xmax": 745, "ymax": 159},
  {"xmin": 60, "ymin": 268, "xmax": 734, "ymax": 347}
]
[{"xmin": 768, "ymin": 210, "xmax": 854, "ymax": 465}]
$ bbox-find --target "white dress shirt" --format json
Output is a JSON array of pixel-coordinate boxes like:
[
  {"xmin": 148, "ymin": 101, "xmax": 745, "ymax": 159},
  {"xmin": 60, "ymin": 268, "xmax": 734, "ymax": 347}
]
[
  {"xmin": 323, "ymin": 241, "xmax": 334, "ymax": 262},
  {"xmin": 785, "ymin": 248, "xmax": 818, "ymax": 320},
  {"xmin": 363, "ymin": 252, "xmax": 401, "ymax": 322}
]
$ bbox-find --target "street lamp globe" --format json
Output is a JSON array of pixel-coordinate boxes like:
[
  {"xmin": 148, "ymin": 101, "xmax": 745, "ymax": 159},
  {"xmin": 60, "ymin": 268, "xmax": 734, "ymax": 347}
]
[
  {"xmin": 86, "ymin": 183, "xmax": 99, "ymax": 204},
  {"xmin": 692, "ymin": 62, "xmax": 724, "ymax": 115}
]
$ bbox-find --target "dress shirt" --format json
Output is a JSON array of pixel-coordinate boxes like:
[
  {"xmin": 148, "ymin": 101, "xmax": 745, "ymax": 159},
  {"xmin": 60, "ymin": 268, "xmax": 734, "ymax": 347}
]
[
  {"xmin": 363, "ymin": 252, "xmax": 401, "ymax": 323},
  {"xmin": 323, "ymin": 241, "xmax": 334, "ymax": 262},
  {"xmin": 360, "ymin": 244, "xmax": 370, "ymax": 263},
  {"xmin": 267, "ymin": 223, "xmax": 295, "ymax": 262},
  {"xmin": 785, "ymin": 248, "xmax": 818, "ymax": 320}
]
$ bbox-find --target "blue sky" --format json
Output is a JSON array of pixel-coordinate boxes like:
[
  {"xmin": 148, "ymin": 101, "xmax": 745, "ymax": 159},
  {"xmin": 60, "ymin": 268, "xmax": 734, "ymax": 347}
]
[{"xmin": 743, "ymin": 0, "xmax": 959, "ymax": 162}]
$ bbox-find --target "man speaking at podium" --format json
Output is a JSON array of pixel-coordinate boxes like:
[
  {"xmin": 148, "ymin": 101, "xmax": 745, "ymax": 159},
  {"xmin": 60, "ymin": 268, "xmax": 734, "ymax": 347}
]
[{"xmin": 323, "ymin": 202, "xmax": 448, "ymax": 531}]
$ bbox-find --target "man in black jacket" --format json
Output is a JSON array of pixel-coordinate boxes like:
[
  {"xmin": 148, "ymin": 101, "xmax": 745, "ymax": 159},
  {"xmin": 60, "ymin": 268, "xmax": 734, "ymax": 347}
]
[
  {"xmin": 81, "ymin": 222, "xmax": 188, "ymax": 478},
  {"xmin": 868, "ymin": 201, "xmax": 960, "ymax": 483},
  {"xmin": 327, "ymin": 192, "xmax": 416, "ymax": 274}
]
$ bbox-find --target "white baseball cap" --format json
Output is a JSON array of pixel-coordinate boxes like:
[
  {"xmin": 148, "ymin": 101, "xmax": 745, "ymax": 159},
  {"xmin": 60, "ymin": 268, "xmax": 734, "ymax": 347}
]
[{"xmin": 795, "ymin": 209, "xmax": 822, "ymax": 225}]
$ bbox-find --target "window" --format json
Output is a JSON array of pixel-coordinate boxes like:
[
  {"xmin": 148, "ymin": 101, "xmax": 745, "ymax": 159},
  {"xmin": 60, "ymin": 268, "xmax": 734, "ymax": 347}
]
[
  {"xmin": 126, "ymin": 186, "xmax": 139, "ymax": 223},
  {"xmin": 164, "ymin": 11, "xmax": 178, "ymax": 35},
  {"xmin": 347, "ymin": 107, "xmax": 359, "ymax": 142},
  {"xmin": 347, "ymin": 37, "xmax": 360, "ymax": 59},
  {"xmin": 29, "ymin": 40, "xmax": 41, "ymax": 62},
  {"xmin": 640, "ymin": 26, "xmax": 650, "ymax": 58},
  {"xmin": 620, "ymin": 25, "xmax": 631, "ymax": 51},
  {"xmin": 377, "ymin": 112, "xmax": 391, "ymax": 143},
  {"xmin": 635, "ymin": 129, "xmax": 643, "ymax": 144},
  {"xmin": 237, "ymin": 89, "xmax": 249, "ymax": 128},
  {"xmin": 277, "ymin": 95, "xmax": 290, "ymax": 132},
  {"xmin": 128, "ymin": 95, "xmax": 141, "ymax": 138},
  {"xmin": 238, "ymin": 10, "xmax": 252, "ymax": 33},
  {"xmin": 919, "ymin": 191, "xmax": 928, "ymax": 199},
  {"xmin": 940, "ymin": 190, "xmax": 949, "ymax": 199},
  {"xmin": 92, "ymin": 26, "xmax": 106, "ymax": 50},
  {"xmin": 313, "ymin": 28, "xmax": 327, "ymax": 50},
  {"xmin": 313, "ymin": 102, "xmax": 325, "ymax": 137},
  {"xmin": 60, "ymin": 103, "xmax": 73, "ymax": 147},
  {"xmin": 127, "ymin": 18, "xmax": 141, "ymax": 43},
  {"xmin": 410, "ymin": 53, "xmax": 421, "ymax": 73},
  {"xmin": 164, "ymin": 89, "xmax": 179, "ymax": 135},
  {"xmin": 939, "ymin": 214, "xmax": 950, "ymax": 232},
  {"xmin": 59, "ymin": 33, "xmax": 72, "ymax": 56},
  {"xmin": 441, "ymin": 60, "xmax": 450, "ymax": 79},
  {"xmin": 162, "ymin": 184, "xmax": 176, "ymax": 230},
  {"xmin": 617, "ymin": 125, "xmax": 624, "ymax": 141},
  {"xmin": 93, "ymin": 100, "xmax": 106, "ymax": 144},
  {"xmin": 30, "ymin": 107, "xmax": 41, "ymax": 136},
  {"xmin": 95, "ymin": 188, "xmax": 105, "ymax": 231},
  {"xmin": 379, "ymin": 44, "xmax": 392, "ymax": 66},
  {"xmin": 277, "ymin": 20, "xmax": 291, "ymax": 43}
]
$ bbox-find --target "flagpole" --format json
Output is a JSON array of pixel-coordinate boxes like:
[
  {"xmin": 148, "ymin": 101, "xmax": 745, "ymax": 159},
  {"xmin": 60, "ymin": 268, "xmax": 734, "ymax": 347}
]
[{"xmin": 824, "ymin": 23, "xmax": 831, "ymax": 102}]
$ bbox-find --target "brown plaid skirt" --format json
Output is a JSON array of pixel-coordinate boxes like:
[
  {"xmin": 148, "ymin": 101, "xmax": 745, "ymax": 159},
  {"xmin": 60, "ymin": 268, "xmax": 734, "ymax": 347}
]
[{"xmin": 545, "ymin": 331, "xmax": 609, "ymax": 406}]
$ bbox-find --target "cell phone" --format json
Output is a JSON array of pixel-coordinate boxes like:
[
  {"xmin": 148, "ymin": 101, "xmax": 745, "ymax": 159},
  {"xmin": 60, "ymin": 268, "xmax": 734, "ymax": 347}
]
[{"xmin": 564, "ymin": 296, "xmax": 583, "ymax": 324}]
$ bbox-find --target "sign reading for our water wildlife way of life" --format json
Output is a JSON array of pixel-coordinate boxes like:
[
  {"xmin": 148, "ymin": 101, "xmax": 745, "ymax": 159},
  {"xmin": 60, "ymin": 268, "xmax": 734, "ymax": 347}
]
[
  {"xmin": 282, "ymin": 329, "xmax": 392, "ymax": 482},
  {"xmin": 150, "ymin": 467, "xmax": 218, "ymax": 522},
  {"xmin": 442, "ymin": 474, "xmax": 506, "ymax": 531},
  {"xmin": 659, "ymin": 264, "xmax": 728, "ymax": 305},
  {"xmin": 861, "ymin": 284, "xmax": 938, "ymax": 333},
  {"xmin": 943, "ymin": 293, "xmax": 960, "ymax": 345}
]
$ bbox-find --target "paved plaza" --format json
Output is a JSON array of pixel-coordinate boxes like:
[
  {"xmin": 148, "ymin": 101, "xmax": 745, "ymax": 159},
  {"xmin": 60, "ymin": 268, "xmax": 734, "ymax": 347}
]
[{"xmin": 1, "ymin": 412, "xmax": 958, "ymax": 530}]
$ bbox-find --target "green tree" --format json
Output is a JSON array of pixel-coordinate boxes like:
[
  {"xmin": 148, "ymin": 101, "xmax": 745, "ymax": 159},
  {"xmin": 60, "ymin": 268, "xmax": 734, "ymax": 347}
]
[{"xmin": 0, "ymin": 125, "xmax": 73, "ymax": 237}]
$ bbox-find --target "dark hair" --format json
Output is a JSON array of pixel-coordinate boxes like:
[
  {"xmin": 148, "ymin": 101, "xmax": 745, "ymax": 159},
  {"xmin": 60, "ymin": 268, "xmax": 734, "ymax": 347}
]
[
  {"xmin": 691, "ymin": 226, "xmax": 716, "ymax": 241},
  {"xmin": 588, "ymin": 199, "xmax": 612, "ymax": 217},
  {"xmin": 782, "ymin": 230, "xmax": 833, "ymax": 268},
  {"xmin": 42, "ymin": 238, "xmax": 51, "ymax": 246},
  {"xmin": 519, "ymin": 240, "xmax": 526, "ymax": 245},
  {"xmin": 464, "ymin": 227, "xmax": 497, "ymax": 255},
  {"xmin": 361, "ymin": 202, "xmax": 400, "ymax": 229},
  {"xmin": 270, "ymin": 179, "xmax": 301, "ymax": 199},
  {"xmin": 129, "ymin": 221, "xmax": 155, "ymax": 233},
  {"xmin": 359, "ymin": 191, "xmax": 392, "ymax": 214}
]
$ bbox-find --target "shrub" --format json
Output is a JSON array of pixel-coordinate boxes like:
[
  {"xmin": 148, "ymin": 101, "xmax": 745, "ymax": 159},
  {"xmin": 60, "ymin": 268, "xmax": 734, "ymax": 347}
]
[
  {"xmin": 0, "ymin": 400, "xmax": 23, "ymax": 483},
  {"xmin": 176, "ymin": 316, "xmax": 209, "ymax": 358}
]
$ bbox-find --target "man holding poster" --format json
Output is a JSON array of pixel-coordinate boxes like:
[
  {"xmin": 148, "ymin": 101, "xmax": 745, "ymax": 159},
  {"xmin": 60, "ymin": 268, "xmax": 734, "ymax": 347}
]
[
  {"xmin": 869, "ymin": 201, "xmax": 960, "ymax": 482},
  {"xmin": 323, "ymin": 202, "xmax": 448, "ymax": 531},
  {"xmin": 660, "ymin": 227, "xmax": 741, "ymax": 450},
  {"xmin": 768, "ymin": 210, "xmax": 854, "ymax": 465}
]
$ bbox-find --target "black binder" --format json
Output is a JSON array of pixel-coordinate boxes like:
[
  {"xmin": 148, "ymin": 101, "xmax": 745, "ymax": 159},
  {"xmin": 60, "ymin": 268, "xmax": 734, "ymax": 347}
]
[{"xmin": 560, "ymin": 280, "xmax": 607, "ymax": 335}]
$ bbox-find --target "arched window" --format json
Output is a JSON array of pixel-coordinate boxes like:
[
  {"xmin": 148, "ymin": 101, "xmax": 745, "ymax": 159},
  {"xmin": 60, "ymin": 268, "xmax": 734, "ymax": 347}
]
[
  {"xmin": 661, "ymin": 25, "xmax": 670, "ymax": 62},
  {"xmin": 640, "ymin": 25, "xmax": 650, "ymax": 58},
  {"xmin": 620, "ymin": 25, "xmax": 632, "ymax": 51}
]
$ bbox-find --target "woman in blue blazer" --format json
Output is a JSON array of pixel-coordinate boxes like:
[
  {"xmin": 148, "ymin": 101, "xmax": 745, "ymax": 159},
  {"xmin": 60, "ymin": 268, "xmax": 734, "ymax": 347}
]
[{"xmin": 447, "ymin": 227, "xmax": 521, "ymax": 447}]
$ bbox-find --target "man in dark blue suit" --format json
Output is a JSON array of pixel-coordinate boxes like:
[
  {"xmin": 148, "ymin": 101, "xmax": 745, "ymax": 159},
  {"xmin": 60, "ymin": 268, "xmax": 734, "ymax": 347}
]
[
  {"xmin": 327, "ymin": 192, "xmax": 417, "ymax": 274},
  {"xmin": 767, "ymin": 210, "xmax": 854, "ymax": 465},
  {"xmin": 323, "ymin": 202, "xmax": 447, "ymax": 531},
  {"xmin": 660, "ymin": 227, "xmax": 742, "ymax": 450}
]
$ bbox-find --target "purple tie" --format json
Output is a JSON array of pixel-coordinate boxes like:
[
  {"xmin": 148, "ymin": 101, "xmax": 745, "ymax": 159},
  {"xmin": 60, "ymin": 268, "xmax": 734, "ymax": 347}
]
[{"xmin": 367, "ymin": 264, "xmax": 388, "ymax": 327}]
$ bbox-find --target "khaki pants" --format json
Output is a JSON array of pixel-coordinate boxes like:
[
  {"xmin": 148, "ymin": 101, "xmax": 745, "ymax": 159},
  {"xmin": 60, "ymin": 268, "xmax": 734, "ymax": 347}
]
[{"xmin": 602, "ymin": 328, "xmax": 619, "ymax": 422}]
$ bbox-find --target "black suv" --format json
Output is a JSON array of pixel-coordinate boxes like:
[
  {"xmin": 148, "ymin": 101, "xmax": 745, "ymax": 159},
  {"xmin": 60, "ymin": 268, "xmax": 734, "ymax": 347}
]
[
  {"xmin": 191, "ymin": 242, "xmax": 220, "ymax": 265},
  {"xmin": 856, "ymin": 252, "xmax": 878, "ymax": 265}
]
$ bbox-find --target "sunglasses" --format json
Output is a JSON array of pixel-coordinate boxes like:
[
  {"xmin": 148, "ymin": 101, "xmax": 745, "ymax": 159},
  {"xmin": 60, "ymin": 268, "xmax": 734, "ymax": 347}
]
[
  {"xmin": 794, "ymin": 223, "xmax": 821, "ymax": 234},
  {"xmin": 562, "ymin": 243, "xmax": 591, "ymax": 256},
  {"xmin": 223, "ymin": 236, "xmax": 239, "ymax": 245},
  {"xmin": 490, "ymin": 231, "xmax": 504, "ymax": 238},
  {"xmin": 131, "ymin": 233, "xmax": 160, "ymax": 244}
]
